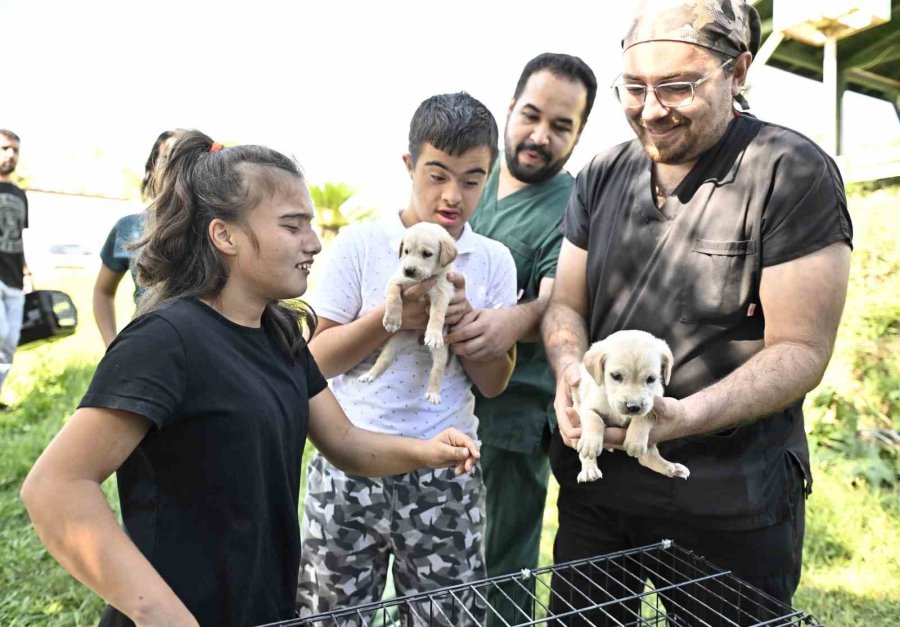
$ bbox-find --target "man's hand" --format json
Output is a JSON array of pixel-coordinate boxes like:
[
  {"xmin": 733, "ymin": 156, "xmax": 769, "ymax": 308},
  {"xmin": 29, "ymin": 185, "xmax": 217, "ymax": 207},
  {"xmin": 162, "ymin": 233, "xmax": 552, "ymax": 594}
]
[
  {"xmin": 554, "ymin": 362, "xmax": 583, "ymax": 448},
  {"xmin": 396, "ymin": 279, "xmax": 436, "ymax": 331},
  {"xmin": 421, "ymin": 427, "xmax": 481, "ymax": 475},
  {"xmin": 443, "ymin": 272, "xmax": 473, "ymax": 327},
  {"xmin": 602, "ymin": 396, "xmax": 691, "ymax": 448},
  {"xmin": 445, "ymin": 308, "xmax": 518, "ymax": 362}
]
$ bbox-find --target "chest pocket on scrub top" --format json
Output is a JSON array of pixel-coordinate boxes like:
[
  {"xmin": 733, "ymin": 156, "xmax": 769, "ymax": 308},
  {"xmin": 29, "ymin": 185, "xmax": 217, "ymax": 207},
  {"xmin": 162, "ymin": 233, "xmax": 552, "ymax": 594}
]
[
  {"xmin": 680, "ymin": 238, "xmax": 758, "ymax": 324},
  {"xmin": 503, "ymin": 237, "xmax": 537, "ymax": 298}
]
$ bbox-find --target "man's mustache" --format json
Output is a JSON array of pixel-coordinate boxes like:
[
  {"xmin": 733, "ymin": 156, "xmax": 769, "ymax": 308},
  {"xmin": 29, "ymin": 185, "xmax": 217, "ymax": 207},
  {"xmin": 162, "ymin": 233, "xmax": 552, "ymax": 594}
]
[{"xmin": 516, "ymin": 142, "xmax": 551, "ymax": 162}]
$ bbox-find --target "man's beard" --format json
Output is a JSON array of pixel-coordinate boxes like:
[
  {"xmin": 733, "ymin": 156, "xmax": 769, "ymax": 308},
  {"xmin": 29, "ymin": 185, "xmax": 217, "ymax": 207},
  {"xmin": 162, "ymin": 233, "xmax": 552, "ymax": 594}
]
[
  {"xmin": 505, "ymin": 139, "xmax": 569, "ymax": 185},
  {"xmin": 629, "ymin": 114, "xmax": 696, "ymax": 165},
  {"xmin": 0, "ymin": 163, "xmax": 15, "ymax": 176}
]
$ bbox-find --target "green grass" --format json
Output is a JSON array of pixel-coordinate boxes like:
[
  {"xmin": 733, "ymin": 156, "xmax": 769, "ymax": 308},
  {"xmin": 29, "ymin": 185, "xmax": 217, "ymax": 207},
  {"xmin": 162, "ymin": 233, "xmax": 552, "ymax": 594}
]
[{"xmin": 2, "ymin": 190, "xmax": 899, "ymax": 625}]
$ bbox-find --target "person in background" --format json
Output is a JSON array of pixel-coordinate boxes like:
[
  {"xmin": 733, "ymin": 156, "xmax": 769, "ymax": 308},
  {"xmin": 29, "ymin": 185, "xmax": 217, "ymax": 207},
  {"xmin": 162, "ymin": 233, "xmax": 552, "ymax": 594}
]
[
  {"xmin": 93, "ymin": 129, "xmax": 182, "ymax": 347},
  {"xmin": 0, "ymin": 129, "xmax": 32, "ymax": 410}
]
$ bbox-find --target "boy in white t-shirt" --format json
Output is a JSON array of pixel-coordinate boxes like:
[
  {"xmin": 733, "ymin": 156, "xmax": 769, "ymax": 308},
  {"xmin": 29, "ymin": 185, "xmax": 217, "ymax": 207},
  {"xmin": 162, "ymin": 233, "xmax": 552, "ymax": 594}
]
[{"xmin": 297, "ymin": 93, "xmax": 517, "ymax": 624}]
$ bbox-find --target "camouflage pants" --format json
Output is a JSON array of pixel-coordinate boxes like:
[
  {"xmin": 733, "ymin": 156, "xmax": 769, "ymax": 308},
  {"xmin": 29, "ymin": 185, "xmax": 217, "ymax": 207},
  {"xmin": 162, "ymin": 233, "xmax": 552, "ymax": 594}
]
[{"xmin": 297, "ymin": 453, "xmax": 486, "ymax": 626}]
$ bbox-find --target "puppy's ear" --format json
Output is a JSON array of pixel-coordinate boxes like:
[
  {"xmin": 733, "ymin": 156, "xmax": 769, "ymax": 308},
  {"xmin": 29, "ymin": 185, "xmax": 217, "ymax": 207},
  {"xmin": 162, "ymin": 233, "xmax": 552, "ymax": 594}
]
[
  {"xmin": 438, "ymin": 234, "xmax": 458, "ymax": 267},
  {"xmin": 583, "ymin": 342, "xmax": 607, "ymax": 383},
  {"xmin": 659, "ymin": 341, "xmax": 674, "ymax": 385},
  {"xmin": 398, "ymin": 237, "xmax": 406, "ymax": 259}
]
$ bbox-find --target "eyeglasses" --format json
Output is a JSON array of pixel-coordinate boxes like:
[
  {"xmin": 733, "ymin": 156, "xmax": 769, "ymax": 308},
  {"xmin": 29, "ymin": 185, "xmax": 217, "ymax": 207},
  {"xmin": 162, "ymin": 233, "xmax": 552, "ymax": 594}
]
[{"xmin": 611, "ymin": 58, "xmax": 734, "ymax": 109}]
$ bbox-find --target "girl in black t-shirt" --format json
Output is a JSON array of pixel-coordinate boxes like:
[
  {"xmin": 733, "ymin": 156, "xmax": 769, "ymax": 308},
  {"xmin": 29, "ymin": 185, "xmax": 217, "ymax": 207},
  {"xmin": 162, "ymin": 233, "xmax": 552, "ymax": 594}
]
[{"xmin": 21, "ymin": 130, "xmax": 480, "ymax": 627}]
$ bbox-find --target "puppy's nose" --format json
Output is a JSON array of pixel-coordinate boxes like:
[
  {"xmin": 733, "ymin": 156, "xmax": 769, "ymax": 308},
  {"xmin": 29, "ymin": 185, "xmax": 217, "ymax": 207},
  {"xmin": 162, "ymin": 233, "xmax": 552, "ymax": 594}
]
[
  {"xmin": 624, "ymin": 402, "xmax": 642, "ymax": 414},
  {"xmin": 403, "ymin": 267, "xmax": 416, "ymax": 278}
]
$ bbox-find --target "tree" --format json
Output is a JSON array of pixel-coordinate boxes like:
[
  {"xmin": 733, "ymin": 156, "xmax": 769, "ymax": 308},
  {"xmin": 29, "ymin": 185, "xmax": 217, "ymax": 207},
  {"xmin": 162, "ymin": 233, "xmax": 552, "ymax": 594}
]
[{"xmin": 309, "ymin": 182, "xmax": 376, "ymax": 242}]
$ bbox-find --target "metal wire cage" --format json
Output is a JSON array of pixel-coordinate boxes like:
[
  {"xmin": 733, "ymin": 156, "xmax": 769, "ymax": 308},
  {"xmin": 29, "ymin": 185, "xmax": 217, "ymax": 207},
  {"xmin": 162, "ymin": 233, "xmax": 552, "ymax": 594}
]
[{"xmin": 265, "ymin": 540, "xmax": 822, "ymax": 627}]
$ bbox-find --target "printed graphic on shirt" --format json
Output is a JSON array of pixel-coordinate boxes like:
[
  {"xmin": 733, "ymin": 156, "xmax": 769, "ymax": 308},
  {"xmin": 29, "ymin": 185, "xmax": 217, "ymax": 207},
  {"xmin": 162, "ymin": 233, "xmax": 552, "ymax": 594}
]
[{"xmin": 0, "ymin": 193, "xmax": 25, "ymax": 254}]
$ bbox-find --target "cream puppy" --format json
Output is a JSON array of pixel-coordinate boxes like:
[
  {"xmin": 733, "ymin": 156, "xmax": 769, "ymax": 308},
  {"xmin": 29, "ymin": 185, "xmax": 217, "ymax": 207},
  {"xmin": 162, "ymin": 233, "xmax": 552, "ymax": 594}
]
[
  {"xmin": 359, "ymin": 222, "xmax": 457, "ymax": 403},
  {"xmin": 574, "ymin": 330, "xmax": 690, "ymax": 482}
]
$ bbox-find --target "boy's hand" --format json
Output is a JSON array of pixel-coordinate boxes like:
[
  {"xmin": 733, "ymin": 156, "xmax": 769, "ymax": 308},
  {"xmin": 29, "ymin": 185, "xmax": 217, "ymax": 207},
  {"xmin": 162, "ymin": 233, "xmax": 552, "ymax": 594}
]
[
  {"xmin": 443, "ymin": 272, "xmax": 472, "ymax": 326},
  {"xmin": 422, "ymin": 427, "xmax": 480, "ymax": 475},
  {"xmin": 397, "ymin": 279, "xmax": 435, "ymax": 331},
  {"xmin": 446, "ymin": 308, "xmax": 517, "ymax": 361}
]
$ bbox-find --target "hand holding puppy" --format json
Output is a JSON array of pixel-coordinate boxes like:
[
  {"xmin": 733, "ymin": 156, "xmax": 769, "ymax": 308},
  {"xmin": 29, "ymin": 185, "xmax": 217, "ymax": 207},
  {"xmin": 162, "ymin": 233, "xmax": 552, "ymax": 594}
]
[
  {"xmin": 420, "ymin": 427, "xmax": 481, "ymax": 475},
  {"xmin": 446, "ymin": 308, "xmax": 519, "ymax": 362},
  {"xmin": 443, "ymin": 272, "xmax": 473, "ymax": 327},
  {"xmin": 601, "ymin": 395, "xmax": 690, "ymax": 448},
  {"xmin": 553, "ymin": 361, "xmax": 583, "ymax": 449},
  {"xmin": 393, "ymin": 279, "xmax": 436, "ymax": 331}
]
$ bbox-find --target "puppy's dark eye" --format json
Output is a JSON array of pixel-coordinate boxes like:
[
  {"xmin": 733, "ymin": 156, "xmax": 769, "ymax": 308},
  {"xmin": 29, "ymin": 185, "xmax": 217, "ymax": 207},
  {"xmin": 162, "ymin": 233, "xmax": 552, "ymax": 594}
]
[
  {"xmin": 646, "ymin": 376, "xmax": 656, "ymax": 384},
  {"xmin": 422, "ymin": 251, "xmax": 433, "ymax": 258},
  {"xmin": 610, "ymin": 372, "xmax": 623, "ymax": 382},
  {"xmin": 403, "ymin": 248, "xmax": 409, "ymax": 255}
]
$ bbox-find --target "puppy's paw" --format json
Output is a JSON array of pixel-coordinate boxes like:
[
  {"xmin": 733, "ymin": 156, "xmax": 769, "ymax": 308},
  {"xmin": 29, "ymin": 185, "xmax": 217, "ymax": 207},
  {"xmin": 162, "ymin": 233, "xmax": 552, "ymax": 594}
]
[
  {"xmin": 577, "ymin": 432, "xmax": 605, "ymax": 459},
  {"xmin": 623, "ymin": 434, "xmax": 648, "ymax": 458},
  {"xmin": 425, "ymin": 390, "xmax": 441, "ymax": 404},
  {"xmin": 667, "ymin": 463, "xmax": 690, "ymax": 479},
  {"xmin": 577, "ymin": 465, "xmax": 603, "ymax": 483},
  {"xmin": 358, "ymin": 372, "xmax": 377, "ymax": 383},
  {"xmin": 424, "ymin": 330, "xmax": 444, "ymax": 350},
  {"xmin": 383, "ymin": 312, "xmax": 402, "ymax": 334}
]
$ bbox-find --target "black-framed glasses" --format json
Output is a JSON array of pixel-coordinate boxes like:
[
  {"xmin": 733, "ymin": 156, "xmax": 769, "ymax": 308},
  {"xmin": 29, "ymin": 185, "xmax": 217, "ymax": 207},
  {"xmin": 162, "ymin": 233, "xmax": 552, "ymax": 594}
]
[{"xmin": 611, "ymin": 58, "xmax": 734, "ymax": 109}]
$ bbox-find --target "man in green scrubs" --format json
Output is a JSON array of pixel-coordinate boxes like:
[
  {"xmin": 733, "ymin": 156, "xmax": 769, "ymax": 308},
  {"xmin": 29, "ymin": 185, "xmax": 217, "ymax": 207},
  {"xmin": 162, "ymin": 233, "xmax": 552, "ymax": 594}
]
[{"xmin": 446, "ymin": 52, "xmax": 597, "ymax": 622}]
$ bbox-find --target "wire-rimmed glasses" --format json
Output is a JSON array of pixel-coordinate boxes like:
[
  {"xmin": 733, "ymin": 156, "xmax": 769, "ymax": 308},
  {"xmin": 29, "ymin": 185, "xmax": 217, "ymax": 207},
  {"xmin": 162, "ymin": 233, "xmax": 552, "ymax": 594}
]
[{"xmin": 611, "ymin": 58, "xmax": 734, "ymax": 109}]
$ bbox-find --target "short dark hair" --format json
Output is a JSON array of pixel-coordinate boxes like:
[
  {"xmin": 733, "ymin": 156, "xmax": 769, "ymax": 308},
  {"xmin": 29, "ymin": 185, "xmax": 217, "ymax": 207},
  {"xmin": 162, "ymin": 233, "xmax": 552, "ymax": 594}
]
[
  {"xmin": 408, "ymin": 92, "xmax": 499, "ymax": 166},
  {"xmin": 0, "ymin": 129, "xmax": 21, "ymax": 143},
  {"xmin": 513, "ymin": 53, "xmax": 598, "ymax": 131}
]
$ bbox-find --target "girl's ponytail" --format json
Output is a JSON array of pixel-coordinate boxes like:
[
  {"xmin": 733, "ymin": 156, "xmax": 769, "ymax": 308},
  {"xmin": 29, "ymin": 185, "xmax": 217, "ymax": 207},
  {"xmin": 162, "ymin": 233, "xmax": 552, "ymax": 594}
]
[{"xmin": 134, "ymin": 129, "xmax": 315, "ymax": 359}]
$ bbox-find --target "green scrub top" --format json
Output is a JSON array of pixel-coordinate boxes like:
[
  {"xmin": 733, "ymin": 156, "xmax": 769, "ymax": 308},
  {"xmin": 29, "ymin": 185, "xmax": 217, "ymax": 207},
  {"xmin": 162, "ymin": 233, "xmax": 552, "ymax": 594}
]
[{"xmin": 469, "ymin": 157, "xmax": 574, "ymax": 453}]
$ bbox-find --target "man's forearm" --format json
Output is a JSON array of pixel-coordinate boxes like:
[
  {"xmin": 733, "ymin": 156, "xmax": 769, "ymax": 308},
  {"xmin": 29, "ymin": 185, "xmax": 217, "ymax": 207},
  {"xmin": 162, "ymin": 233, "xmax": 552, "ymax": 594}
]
[
  {"xmin": 541, "ymin": 302, "xmax": 589, "ymax": 377},
  {"xmin": 460, "ymin": 346, "xmax": 515, "ymax": 398},
  {"xmin": 674, "ymin": 340, "xmax": 831, "ymax": 440},
  {"xmin": 514, "ymin": 296, "xmax": 549, "ymax": 342}
]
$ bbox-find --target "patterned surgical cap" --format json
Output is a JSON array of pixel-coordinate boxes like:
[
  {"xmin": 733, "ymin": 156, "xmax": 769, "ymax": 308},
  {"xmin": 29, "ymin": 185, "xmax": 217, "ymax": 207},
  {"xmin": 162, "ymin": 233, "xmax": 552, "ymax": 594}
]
[{"xmin": 622, "ymin": 0, "xmax": 761, "ymax": 59}]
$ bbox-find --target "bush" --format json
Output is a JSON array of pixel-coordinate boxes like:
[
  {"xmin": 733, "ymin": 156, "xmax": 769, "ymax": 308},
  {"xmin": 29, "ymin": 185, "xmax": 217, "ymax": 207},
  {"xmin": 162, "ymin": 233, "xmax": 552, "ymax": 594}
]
[{"xmin": 806, "ymin": 185, "xmax": 900, "ymax": 492}]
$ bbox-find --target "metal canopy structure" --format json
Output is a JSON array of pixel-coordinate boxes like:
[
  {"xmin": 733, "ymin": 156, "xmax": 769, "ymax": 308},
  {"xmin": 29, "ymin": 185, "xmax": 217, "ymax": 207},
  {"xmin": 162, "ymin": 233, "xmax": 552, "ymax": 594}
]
[{"xmin": 752, "ymin": 0, "xmax": 899, "ymax": 179}]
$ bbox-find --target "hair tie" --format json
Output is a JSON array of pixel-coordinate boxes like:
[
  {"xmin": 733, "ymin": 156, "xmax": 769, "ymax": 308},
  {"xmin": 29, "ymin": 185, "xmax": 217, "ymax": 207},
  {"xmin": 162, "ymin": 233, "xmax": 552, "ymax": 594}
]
[{"xmin": 209, "ymin": 142, "xmax": 225, "ymax": 153}]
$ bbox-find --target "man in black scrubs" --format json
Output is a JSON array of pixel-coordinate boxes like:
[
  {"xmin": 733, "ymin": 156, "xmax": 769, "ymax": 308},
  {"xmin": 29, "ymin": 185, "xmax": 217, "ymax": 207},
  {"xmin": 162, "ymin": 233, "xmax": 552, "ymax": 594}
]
[{"xmin": 541, "ymin": 0, "xmax": 853, "ymax": 623}]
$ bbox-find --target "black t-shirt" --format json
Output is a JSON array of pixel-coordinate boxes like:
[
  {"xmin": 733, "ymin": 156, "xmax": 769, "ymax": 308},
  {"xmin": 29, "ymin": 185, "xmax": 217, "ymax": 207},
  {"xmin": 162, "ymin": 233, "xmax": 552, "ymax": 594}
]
[
  {"xmin": 555, "ymin": 115, "xmax": 852, "ymax": 529},
  {"xmin": 80, "ymin": 298, "xmax": 327, "ymax": 627},
  {"xmin": 0, "ymin": 181, "xmax": 28, "ymax": 288}
]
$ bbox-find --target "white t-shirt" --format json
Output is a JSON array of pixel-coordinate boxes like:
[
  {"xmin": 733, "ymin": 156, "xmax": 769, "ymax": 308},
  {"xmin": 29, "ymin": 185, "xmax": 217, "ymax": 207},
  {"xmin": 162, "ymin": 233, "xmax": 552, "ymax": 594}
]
[{"xmin": 311, "ymin": 212, "xmax": 517, "ymax": 440}]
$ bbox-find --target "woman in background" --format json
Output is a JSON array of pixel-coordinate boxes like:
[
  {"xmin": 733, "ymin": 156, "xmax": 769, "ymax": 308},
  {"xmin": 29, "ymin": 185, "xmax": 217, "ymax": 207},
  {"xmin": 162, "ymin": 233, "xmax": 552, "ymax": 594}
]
[{"xmin": 92, "ymin": 129, "xmax": 181, "ymax": 346}]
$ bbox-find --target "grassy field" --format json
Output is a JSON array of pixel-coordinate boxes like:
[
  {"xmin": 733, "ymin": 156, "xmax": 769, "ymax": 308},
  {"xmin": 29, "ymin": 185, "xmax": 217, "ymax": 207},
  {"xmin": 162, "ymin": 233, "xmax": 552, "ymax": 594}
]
[{"xmin": 1, "ymin": 188, "xmax": 899, "ymax": 625}]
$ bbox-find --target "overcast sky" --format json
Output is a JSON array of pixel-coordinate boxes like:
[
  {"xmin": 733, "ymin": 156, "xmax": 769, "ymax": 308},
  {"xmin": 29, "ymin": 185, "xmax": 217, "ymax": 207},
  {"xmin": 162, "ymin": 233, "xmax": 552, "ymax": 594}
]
[{"xmin": 4, "ymin": 0, "xmax": 898, "ymax": 211}]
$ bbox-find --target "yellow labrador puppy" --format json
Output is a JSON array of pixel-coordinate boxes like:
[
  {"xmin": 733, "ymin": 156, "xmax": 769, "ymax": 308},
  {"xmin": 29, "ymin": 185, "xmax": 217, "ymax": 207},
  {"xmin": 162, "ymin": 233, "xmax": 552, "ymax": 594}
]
[
  {"xmin": 359, "ymin": 222, "xmax": 457, "ymax": 403},
  {"xmin": 574, "ymin": 330, "xmax": 690, "ymax": 482}
]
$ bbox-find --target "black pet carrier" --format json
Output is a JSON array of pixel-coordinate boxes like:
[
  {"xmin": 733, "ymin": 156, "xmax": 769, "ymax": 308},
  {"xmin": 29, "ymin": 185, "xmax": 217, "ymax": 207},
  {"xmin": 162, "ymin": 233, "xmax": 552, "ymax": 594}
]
[{"xmin": 18, "ymin": 290, "xmax": 78, "ymax": 346}]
